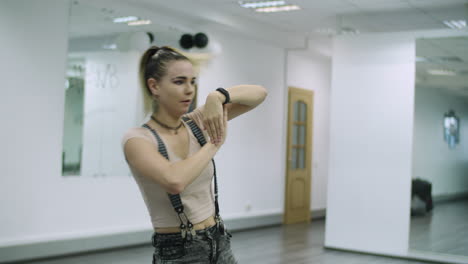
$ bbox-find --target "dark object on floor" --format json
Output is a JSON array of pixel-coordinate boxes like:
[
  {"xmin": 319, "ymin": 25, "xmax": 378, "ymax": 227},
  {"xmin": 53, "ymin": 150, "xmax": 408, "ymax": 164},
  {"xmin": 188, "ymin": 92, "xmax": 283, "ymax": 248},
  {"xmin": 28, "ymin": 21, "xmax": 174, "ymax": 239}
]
[{"xmin": 411, "ymin": 178, "xmax": 434, "ymax": 216}]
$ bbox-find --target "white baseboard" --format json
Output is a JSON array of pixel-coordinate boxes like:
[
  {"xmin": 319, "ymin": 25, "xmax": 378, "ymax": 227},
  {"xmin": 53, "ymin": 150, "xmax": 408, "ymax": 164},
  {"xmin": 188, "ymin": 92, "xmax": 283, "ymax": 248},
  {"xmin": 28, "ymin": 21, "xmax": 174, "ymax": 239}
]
[
  {"xmin": 0, "ymin": 209, "xmax": 326, "ymax": 263},
  {"xmin": 433, "ymin": 191, "xmax": 468, "ymax": 204}
]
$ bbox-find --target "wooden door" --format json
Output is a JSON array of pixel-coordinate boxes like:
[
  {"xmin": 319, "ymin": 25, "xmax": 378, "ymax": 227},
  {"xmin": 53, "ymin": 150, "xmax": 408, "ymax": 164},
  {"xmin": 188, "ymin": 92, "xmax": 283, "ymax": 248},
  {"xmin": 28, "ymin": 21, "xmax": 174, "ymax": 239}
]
[{"xmin": 284, "ymin": 87, "xmax": 313, "ymax": 224}]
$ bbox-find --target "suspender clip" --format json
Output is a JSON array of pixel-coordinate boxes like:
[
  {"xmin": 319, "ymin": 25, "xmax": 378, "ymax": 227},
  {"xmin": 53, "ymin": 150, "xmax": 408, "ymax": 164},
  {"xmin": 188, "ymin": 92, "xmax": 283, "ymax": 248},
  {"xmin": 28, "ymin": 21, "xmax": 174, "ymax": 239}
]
[{"xmin": 180, "ymin": 223, "xmax": 187, "ymax": 239}]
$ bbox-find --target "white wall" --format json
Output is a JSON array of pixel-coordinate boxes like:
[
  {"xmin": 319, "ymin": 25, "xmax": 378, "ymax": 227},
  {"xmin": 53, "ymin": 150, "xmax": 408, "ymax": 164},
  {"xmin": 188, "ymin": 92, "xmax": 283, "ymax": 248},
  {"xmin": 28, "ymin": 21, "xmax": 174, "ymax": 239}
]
[
  {"xmin": 287, "ymin": 46, "xmax": 332, "ymax": 210},
  {"xmin": 412, "ymin": 86, "xmax": 468, "ymax": 196},
  {"xmin": 0, "ymin": 0, "xmax": 286, "ymax": 255},
  {"xmin": 196, "ymin": 30, "xmax": 286, "ymax": 218},
  {"xmin": 325, "ymin": 32, "xmax": 415, "ymax": 256}
]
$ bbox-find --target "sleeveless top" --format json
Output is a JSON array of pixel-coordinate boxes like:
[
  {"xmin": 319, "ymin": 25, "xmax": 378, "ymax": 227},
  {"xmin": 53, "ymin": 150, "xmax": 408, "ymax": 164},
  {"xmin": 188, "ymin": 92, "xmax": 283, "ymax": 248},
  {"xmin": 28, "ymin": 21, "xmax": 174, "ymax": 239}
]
[{"xmin": 121, "ymin": 115, "xmax": 215, "ymax": 228}]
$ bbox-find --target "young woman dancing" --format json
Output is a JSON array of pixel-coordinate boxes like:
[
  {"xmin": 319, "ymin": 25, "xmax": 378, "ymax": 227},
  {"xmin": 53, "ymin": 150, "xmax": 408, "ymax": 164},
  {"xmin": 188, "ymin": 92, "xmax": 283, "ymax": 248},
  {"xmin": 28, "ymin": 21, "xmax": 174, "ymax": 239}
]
[{"xmin": 122, "ymin": 46, "xmax": 267, "ymax": 263}]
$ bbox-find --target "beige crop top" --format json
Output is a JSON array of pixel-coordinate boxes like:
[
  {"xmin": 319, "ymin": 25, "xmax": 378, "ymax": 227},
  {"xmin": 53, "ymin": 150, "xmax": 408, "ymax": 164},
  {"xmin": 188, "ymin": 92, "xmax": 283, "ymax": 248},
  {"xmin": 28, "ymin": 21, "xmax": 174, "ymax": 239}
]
[{"xmin": 121, "ymin": 116, "xmax": 215, "ymax": 228}]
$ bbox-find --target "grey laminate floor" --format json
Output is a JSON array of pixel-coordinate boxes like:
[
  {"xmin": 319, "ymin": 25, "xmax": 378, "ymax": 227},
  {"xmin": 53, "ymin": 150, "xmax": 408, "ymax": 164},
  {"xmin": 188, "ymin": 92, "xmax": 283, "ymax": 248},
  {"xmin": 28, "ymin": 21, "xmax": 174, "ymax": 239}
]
[
  {"xmin": 22, "ymin": 220, "xmax": 438, "ymax": 264},
  {"xmin": 409, "ymin": 199, "xmax": 468, "ymax": 257}
]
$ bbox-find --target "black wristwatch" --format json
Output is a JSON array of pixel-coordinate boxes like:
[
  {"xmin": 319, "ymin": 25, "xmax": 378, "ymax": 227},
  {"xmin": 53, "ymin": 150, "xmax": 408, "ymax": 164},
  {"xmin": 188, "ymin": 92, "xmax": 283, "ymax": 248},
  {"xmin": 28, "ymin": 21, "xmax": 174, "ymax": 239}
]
[{"xmin": 216, "ymin": 87, "xmax": 231, "ymax": 105}]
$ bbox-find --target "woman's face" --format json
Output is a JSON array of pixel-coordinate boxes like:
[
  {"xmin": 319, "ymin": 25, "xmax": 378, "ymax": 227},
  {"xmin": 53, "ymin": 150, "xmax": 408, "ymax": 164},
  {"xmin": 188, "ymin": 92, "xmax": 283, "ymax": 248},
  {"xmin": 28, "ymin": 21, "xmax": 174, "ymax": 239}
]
[{"xmin": 153, "ymin": 60, "xmax": 196, "ymax": 116}]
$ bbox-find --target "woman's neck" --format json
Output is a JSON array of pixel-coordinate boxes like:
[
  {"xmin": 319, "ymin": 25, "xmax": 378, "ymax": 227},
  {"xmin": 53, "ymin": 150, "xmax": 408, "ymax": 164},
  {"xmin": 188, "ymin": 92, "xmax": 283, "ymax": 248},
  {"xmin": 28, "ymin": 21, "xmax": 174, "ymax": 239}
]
[{"xmin": 152, "ymin": 110, "xmax": 182, "ymax": 128}]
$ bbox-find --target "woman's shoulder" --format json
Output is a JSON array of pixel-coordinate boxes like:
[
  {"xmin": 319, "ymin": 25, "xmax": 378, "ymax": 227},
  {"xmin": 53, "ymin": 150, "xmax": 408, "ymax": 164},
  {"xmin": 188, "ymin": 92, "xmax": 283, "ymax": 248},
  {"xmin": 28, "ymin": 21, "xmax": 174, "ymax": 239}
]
[{"xmin": 121, "ymin": 126, "xmax": 154, "ymax": 149}]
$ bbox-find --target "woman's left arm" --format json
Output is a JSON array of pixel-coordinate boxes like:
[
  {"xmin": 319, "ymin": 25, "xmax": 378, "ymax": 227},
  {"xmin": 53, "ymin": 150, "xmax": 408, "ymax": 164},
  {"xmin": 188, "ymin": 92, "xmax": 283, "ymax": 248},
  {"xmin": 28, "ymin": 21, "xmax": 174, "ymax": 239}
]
[
  {"xmin": 186, "ymin": 85, "xmax": 267, "ymax": 145},
  {"xmin": 212, "ymin": 85, "xmax": 268, "ymax": 121}
]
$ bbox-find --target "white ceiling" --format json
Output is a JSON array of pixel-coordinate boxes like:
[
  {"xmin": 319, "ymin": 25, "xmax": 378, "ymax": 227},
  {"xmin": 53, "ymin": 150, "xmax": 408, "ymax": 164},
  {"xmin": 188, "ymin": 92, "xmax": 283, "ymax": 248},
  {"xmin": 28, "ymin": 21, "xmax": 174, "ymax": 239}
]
[
  {"xmin": 69, "ymin": 0, "xmax": 468, "ymax": 98},
  {"xmin": 416, "ymin": 36, "xmax": 468, "ymax": 98},
  {"xmin": 70, "ymin": 0, "xmax": 468, "ymax": 41},
  {"xmin": 185, "ymin": 0, "xmax": 468, "ymax": 34}
]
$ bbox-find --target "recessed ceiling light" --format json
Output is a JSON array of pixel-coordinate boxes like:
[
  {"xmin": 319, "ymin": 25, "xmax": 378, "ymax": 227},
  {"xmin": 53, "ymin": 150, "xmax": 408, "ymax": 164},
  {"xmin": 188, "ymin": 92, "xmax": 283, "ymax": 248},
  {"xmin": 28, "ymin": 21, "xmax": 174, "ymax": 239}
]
[
  {"xmin": 255, "ymin": 4, "xmax": 301, "ymax": 13},
  {"xmin": 239, "ymin": 0, "xmax": 286, "ymax": 9},
  {"xmin": 427, "ymin": 69, "xmax": 456, "ymax": 76},
  {"xmin": 113, "ymin": 16, "xmax": 139, "ymax": 23},
  {"xmin": 443, "ymin": 20, "xmax": 467, "ymax": 29},
  {"xmin": 128, "ymin": 20, "xmax": 152, "ymax": 26},
  {"xmin": 416, "ymin": 56, "xmax": 464, "ymax": 63},
  {"xmin": 102, "ymin": 44, "xmax": 117, "ymax": 50},
  {"xmin": 416, "ymin": 56, "xmax": 428, "ymax": 62}
]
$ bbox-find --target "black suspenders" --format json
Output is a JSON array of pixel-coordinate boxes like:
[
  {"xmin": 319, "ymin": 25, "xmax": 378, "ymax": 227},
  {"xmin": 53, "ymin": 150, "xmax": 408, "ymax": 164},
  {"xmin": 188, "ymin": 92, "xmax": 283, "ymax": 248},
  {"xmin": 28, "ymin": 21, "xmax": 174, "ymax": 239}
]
[{"xmin": 142, "ymin": 116, "xmax": 225, "ymax": 239}]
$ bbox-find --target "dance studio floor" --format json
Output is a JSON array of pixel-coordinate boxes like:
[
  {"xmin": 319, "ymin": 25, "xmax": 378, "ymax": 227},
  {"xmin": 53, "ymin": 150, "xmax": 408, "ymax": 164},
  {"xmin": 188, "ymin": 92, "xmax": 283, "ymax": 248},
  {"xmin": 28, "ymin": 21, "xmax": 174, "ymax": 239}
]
[
  {"xmin": 21, "ymin": 216, "xmax": 456, "ymax": 264},
  {"xmin": 409, "ymin": 199, "xmax": 468, "ymax": 256}
]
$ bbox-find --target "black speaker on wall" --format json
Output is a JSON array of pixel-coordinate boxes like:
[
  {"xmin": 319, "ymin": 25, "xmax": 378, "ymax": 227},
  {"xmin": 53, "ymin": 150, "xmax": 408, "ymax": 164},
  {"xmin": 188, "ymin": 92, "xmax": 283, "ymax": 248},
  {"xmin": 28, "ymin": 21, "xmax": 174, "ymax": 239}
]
[
  {"xmin": 179, "ymin": 34, "xmax": 194, "ymax": 49},
  {"xmin": 194, "ymin": 33, "xmax": 209, "ymax": 48},
  {"xmin": 179, "ymin": 32, "xmax": 209, "ymax": 49}
]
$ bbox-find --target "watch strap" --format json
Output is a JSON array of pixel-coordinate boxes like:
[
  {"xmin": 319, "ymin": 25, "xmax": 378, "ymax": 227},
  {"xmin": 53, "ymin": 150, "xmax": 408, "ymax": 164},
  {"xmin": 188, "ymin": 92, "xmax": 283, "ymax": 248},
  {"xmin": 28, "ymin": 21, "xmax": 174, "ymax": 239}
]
[{"xmin": 216, "ymin": 87, "xmax": 230, "ymax": 105}]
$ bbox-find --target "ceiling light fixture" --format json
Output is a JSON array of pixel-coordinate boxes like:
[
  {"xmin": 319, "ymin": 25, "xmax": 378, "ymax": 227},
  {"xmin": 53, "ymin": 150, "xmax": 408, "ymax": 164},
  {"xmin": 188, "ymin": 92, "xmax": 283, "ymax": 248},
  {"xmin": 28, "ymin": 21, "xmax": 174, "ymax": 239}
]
[
  {"xmin": 113, "ymin": 16, "xmax": 139, "ymax": 23},
  {"xmin": 239, "ymin": 0, "xmax": 286, "ymax": 9},
  {"xmin": 102, "ymin": 44, "xmax": 117, "ymax": 50},
  {"xmin": 255, "ymin": 4, "xmax": 300, "ymax": 13},
  {"xmin": 128, "ymin": 20, "xmax": 152, "ymax": 26},
  {"xmin": 416, "ymin": 56, "xmax": 428, "ymax": 62},
  {"xmin": 443, "ymin": 20, "xmax": 467, "ymax": 29},
  {"xmin": 427, "ymin": 69, "xmax": 456, "ymax": 76}
]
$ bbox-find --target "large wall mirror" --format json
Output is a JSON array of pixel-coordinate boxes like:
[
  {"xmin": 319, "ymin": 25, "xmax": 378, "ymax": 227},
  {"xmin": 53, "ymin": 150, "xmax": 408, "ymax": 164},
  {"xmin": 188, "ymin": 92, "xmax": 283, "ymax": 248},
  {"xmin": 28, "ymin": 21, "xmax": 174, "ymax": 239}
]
[
  {"xmin": 410, "ymin": 35, "xmax": 468, "ymax": 259},
  {"xmin": 61, "ymin": 0, "xmax": 208, "ymax": 177}
]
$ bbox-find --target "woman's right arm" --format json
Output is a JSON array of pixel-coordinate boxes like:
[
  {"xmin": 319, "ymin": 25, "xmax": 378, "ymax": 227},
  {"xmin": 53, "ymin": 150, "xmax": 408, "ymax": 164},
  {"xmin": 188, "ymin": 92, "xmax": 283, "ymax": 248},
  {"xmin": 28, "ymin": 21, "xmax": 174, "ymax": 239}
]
[
  {"xmin": 124, "ymin": 139, "xmax": 219, "ymax": 194},
  {"xmin": 124, "ymin": 106, "xmax": 228, "ymax": 195}
]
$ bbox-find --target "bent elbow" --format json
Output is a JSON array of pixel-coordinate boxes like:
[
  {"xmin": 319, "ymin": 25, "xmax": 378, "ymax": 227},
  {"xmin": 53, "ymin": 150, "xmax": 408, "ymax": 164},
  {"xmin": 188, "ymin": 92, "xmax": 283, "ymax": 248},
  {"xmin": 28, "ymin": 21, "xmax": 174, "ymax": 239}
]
[
  {"xmin": 259, "ymin": 85, "xmax": 268, "ymax": 101},
  {"xmin": 165, "ymin": 181, "xmax": 185, "ymax": 195},
  {"xmin": 159, "ymin": 167, "xmax": 186, "ymax": 194}
]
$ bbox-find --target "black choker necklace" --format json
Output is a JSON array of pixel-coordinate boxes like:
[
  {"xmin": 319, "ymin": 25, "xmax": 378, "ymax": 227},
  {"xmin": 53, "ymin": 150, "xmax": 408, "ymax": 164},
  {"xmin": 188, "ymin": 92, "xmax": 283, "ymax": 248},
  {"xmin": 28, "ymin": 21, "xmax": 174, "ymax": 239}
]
[{"xmin": 151, "ymin": 116, "xmax": 183, "ymax": 134}]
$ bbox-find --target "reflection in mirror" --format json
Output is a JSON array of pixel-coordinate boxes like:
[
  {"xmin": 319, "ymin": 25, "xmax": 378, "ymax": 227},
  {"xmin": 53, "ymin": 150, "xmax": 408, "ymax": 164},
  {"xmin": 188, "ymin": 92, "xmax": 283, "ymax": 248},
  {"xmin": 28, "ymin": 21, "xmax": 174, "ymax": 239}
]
[
  {"xmin": 62, "ymin": 57, "xmax": 85, "ymax": 176},
  {"xmin": 444, "ymin": 109, "xmax": 460, "ymax": 149},
  {"xmin": 410, "ymin": 36, "xmax": 468, "ymax": 257},
  {"xmin": 61, "ymin": 1, "xmax": 202, "ymax": 177}
]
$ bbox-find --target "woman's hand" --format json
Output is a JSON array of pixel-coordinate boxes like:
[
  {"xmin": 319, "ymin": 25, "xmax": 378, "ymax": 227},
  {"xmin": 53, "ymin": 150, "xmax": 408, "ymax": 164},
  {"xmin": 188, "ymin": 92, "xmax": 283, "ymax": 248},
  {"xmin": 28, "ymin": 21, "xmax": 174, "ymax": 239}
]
[
  {"xmin": 215, "ymin": 105, "xmax": 228, "ymax": 147},
  {"xmin": 202, "ymin": 92, "xmax": 225, "ymax": 145}
]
